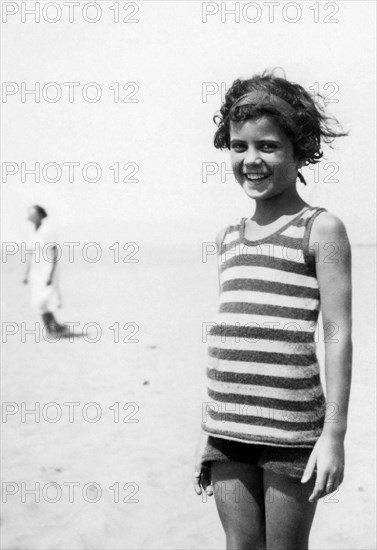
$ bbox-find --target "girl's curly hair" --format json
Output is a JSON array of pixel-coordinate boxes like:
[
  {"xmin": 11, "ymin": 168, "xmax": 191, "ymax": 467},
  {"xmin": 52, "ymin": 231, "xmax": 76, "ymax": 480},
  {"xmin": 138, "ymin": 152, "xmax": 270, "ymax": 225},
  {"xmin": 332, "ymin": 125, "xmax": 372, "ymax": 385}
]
[{"xmin": 213, "ymin": 68, "xmax": 348, "ymax": 165}]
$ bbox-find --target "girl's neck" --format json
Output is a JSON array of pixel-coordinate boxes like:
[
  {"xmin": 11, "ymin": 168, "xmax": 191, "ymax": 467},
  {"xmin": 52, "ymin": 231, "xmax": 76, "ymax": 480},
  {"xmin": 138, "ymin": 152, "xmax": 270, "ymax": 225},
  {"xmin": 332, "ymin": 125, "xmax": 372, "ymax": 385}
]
[{"xmin": 251, "ymin": 190, "xmax": 308, "ymax": 225}]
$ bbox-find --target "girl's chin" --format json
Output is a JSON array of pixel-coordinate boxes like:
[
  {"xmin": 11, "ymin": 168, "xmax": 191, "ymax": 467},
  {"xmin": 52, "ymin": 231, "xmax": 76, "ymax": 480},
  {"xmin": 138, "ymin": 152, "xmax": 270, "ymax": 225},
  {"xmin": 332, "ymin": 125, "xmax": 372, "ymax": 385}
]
[
  {"xmin": 239, "ymin": 174, "xmax": 272, "ymax": 188},
  {"xmin": 242, "ymin": 181, "xmax": 270, "ymax": 194}
]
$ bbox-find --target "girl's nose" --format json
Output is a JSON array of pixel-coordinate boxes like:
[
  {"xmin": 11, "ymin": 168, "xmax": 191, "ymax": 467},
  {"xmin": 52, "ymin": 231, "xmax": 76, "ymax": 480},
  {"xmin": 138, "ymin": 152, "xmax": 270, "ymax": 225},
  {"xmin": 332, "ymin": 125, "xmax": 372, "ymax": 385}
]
[{"xmin": 244, "ymin": 147, "xmax": 262, "ymax": 167}]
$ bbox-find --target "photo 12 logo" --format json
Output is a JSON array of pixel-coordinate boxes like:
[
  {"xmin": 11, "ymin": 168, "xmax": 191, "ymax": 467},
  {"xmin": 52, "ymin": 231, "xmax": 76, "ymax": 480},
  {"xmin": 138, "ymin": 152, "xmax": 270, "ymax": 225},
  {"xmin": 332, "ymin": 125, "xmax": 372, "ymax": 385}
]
[
  {"xmin": 1, "ymin": 481, "xmax": 140, "ymax": 504},
  {"xmin": 2, "ymin": 241, "xmax": 140, "ymax": 265},
  {"xmin": 201, "ymin": 81, "xmax": 340, "ymax": 105},
  {"xmin": 1, "ymin": 82, "xmax": 140, "ymax": 103},
  {"xmin": 1, "ymin": 161, "xmax": 140, "ymax": 183},
  {"xmin": 2, "ymin": 401, "xmax": 140, "ymax": 424},
  {"xmin": 201, "ymin": 2, "xmax": 340, "ymax": 24},
  {"xmin": 1, "ymin": 2, "xmax": 140, "ymax": 24},
  {"xmin": 1, "ymin": 321, "xmax": 141, "ymax": 343}
]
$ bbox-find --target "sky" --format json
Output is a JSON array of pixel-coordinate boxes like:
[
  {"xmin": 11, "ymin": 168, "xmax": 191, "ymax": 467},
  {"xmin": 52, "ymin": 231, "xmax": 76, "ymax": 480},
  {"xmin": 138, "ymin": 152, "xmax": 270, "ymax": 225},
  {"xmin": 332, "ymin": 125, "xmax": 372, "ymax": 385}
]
[{"xmin": 1, "ymin": 0, "xmax": 376, "ymax": 245}]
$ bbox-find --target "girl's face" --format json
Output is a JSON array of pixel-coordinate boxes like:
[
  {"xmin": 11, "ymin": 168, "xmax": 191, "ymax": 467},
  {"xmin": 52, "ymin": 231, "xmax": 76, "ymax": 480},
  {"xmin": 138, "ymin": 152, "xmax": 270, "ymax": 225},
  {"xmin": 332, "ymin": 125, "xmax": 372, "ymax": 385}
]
[
  {"xmin": 27, "ymin": 207, "xmax": 39, "ymax": 223},
  {"xmin": 230, "ymin": 115, "xmax": 301, "ymax": 200}
]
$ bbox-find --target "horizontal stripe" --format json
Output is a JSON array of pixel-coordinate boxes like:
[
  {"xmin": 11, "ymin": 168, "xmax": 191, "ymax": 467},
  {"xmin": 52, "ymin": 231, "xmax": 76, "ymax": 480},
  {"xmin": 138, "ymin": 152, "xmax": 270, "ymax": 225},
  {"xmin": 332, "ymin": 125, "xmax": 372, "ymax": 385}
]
[
  {"xmin": 207, "ymin": 368, "xmax": 321, "ymax": 389},
  {"xmin": 207, "ymin": 355, "xmax": 320, "ymax": 378},
  {"xmin": 206, "ymin": 409, "xmax": 325, "ymax": 431},
  {"xmin": 208, "ymin": 347, "xmax": 318, "ymax": 366},
  {"xmin": 201, "ymin": 422, "xmax": 323, "ymax": 447},
  {"xmin": 210, "ymin": 312, "xmax": 318, "ymax": 334},
  {"xmin": 223, "ymin": 234, "xmax": 305, "ymax": 253},
  {"xmin": 251, "ymin": 234, "xmax": 305, "ymax": 250},
  {"xmin": 220, "ymin": 290, "xmax": 319, "ymax": 311},
  {"xmin": 221, "ymin": 278, "xmax": 320, "ymax": 299},
  {"xmin": 206, "ymin": 391, "xmax": 325, "ymax": 417},
  {"xmin": 219, "ymin": 302, "xmax": 319, "ymax": 322},
  {"xmin": 207, "ymin": 335, "xmax": 316, "ymax": 356},
  {"xmin": 221, "ymin": 254, "xmax": 315, "ymax": 278},
  {"xmin": 221, "ymin": 242, "xmax": 306, "ymax": 263},
  {"xmin": 207, "ymin": 377, "xmax": 323, "ymax": 402},
  {"xmin": 220, "ymin": 265, "xmax": 319, "ymax": 289},
  {"xmin": 208, "ymin": 323, "xmax": 316, "ymax": 344},
  {"xmin": 207, "ymin": 389, "xmax": 324, "ymax": 413}
]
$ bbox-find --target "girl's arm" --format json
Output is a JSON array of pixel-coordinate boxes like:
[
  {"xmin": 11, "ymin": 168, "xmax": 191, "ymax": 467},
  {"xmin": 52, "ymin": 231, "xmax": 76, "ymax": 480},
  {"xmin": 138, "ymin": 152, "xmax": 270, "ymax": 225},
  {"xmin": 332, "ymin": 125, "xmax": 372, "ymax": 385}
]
[
  {"xmin": 23, "ymin": 256, "xmax": 31, "ymax": 283},
  {"xmin": 301, "ymin": 212, "xmax": 353, "ymax": 502},
  {"xmin": 46, "ymin": 245, "xmax": 58, "ymax": 285}
]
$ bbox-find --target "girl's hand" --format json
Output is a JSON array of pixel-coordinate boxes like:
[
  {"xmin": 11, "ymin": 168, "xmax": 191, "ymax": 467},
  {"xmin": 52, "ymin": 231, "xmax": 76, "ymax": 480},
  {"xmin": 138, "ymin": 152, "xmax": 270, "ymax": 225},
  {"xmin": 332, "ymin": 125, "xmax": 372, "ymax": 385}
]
[
  {"xmin": 301, "ymin": 433, "xmax": 345, "ymax": 502},
  {"xmin": 23, "ymin": 277, "xmax": 28, "ymax": 284},
  {"xmin": 193, "ymin": 464, "xmax": 213, "ymax": 497},
  {"xmin": 193, "ymin": 431, "xmax": 214, "ymax": 497},
  {"xmin": 46, "ymin": 278, "xmax": 52, "ymax": 286}
]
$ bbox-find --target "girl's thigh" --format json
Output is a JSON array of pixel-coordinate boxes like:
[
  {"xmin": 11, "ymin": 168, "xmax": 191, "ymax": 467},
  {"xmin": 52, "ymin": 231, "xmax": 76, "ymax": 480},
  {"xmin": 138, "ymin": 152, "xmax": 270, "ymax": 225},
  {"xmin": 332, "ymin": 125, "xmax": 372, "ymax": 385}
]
[
  {"xmin": 263, "ymin": 469, "xmax": 318, "ymax": 550},
  {"xmin": 210, "ymin": 461, "xmax": 266, "ymax": 550}
]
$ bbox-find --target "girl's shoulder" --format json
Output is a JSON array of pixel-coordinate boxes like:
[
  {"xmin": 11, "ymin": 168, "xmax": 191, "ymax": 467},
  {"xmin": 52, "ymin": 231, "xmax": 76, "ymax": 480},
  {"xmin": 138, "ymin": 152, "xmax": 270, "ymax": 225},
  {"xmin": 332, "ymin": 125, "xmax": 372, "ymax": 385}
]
[
  {"xmin": 310, "ymin": 208, "xmax": 349, "ymax": 242},
  {"xmin": 309, "ymin": 208, "xmax": 351, "ymax": 262}
]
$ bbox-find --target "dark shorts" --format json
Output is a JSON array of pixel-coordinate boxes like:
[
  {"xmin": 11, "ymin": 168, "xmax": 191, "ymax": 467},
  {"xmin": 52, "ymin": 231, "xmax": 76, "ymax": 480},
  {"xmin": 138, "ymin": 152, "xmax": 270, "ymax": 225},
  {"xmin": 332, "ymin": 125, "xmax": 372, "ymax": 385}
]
[{"xmin": 202, "ymin": 436, "xmax": 315, "ymax": 480}]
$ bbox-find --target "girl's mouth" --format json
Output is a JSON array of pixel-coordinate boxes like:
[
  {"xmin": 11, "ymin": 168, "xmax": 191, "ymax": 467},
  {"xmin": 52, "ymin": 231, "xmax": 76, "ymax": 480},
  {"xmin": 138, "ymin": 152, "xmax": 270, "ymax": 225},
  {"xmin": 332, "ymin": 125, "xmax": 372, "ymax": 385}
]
[{"xmin": 244, "ymin": 172, "xmax": 271, "ymax": 184}]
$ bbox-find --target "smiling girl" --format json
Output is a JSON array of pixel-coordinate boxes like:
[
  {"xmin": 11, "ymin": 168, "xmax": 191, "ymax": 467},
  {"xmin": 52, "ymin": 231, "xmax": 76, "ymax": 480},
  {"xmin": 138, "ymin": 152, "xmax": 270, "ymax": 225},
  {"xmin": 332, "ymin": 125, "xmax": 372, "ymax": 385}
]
[{"xmin": 193, "ymin": 70, "xmax": 352, "ymax": 550}]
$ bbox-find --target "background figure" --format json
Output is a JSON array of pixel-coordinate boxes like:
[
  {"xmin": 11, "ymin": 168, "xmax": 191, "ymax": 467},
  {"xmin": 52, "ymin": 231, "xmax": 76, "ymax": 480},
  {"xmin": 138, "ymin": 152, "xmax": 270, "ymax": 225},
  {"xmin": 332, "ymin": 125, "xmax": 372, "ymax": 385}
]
[{"xmin": 23, "ymin": 205, "xmax": 65, "ymax": 336}]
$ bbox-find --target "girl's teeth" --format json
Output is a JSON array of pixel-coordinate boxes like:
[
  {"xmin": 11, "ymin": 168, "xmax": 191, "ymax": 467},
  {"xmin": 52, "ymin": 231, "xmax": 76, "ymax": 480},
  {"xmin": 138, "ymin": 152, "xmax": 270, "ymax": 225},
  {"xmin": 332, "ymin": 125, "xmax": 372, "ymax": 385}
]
[{"xmin": 246, "ymin": 174, "xmax": 269, "ymax": 181}]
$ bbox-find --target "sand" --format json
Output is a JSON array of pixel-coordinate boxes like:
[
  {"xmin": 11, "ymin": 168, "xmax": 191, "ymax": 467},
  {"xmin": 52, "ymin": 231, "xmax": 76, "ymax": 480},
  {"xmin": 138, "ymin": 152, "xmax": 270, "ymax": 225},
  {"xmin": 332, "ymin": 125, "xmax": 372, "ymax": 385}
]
[{"xmin": 1, "ymin": 243, "xmax": 376, "ymax": 549}]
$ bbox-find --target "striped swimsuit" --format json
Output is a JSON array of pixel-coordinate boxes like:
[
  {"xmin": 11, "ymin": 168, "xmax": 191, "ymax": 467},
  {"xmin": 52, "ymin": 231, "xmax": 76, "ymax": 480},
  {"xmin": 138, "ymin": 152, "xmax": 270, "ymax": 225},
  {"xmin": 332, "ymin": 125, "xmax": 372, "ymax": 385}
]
[{"xmin": 202, "ymin": 206, "xmax": 327, "ymax": 448}]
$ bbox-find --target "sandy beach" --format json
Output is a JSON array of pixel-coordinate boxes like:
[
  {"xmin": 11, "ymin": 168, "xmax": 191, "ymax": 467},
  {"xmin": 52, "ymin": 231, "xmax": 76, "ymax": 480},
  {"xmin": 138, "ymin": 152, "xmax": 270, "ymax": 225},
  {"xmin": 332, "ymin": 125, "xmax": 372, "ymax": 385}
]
[{"xmin": 1, "ymin": 242, "xmax": 376, "ymax": 550}]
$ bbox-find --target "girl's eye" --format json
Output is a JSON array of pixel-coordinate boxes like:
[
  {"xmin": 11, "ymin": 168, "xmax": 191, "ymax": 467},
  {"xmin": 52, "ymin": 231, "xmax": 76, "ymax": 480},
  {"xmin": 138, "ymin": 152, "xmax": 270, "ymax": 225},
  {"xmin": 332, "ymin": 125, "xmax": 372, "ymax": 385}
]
[
  {"xmin": 231, "ymin": 145, "xmax": 246, "ymax": 153},
  {"xmin": 260, "ymin": 143, "xmax": 277, "ymax": 152},
  {"xmin": 230, "ymin": 142, "xmax": 278, "ymax": 153}
]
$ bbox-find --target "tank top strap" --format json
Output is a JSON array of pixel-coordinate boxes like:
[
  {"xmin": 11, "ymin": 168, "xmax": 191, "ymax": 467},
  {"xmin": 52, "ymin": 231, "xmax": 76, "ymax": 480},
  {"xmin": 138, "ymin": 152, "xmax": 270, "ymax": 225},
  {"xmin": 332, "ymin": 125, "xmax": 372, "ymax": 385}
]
[
  {"xmin": 219, "ymin": 218, "xmax": 244, "ymax": 249},
  {"xmin": 236, "ymin": 217, "xmax": 246, "ymax": 242},
  {"xmin": 240, "ymin": 217, "xmax": 246, "ymax": 237}
]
